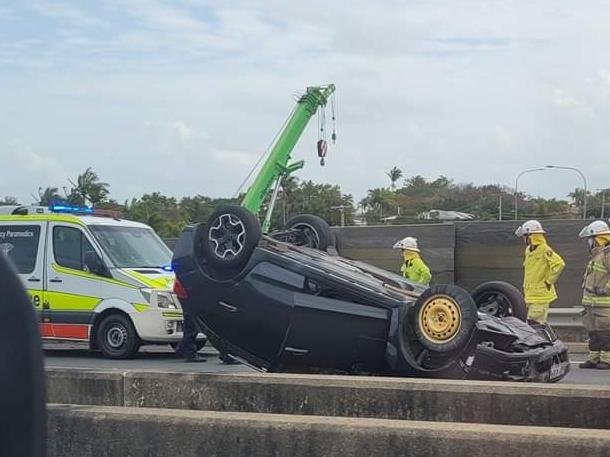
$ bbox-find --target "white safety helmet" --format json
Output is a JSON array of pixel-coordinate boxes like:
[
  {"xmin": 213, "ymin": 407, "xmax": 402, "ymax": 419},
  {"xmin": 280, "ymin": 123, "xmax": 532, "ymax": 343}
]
[
  {"xmin": 514, "ymin": 220, "xmax": 545, "ymax": 238},
  {"xmin": 393, "ymin": 236, "xmax": 420, "ymax": 252},
  {"xmin": 579, "ymin": 220, "xmax": 610, "ymax": 238}
]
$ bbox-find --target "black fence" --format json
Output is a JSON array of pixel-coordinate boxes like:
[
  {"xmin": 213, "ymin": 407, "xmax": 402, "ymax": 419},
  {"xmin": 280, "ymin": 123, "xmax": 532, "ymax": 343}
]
[{"xmin": 334, "ymin": 219, "xmax": 590, "ymax": 308}]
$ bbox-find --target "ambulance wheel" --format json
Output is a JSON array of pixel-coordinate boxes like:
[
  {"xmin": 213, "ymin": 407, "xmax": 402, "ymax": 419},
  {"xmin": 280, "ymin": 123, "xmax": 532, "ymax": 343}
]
[
  {"xmin": 196, "ymin": 205, "xmax": 261, "ymax": 271},
  {"xmin": 284, "ymin": 214, "xmax": 333, "ymax": 251},
  {"xmin": 409, "ymin": 284, "xmax": 477, "ymax": 354},
  {"xmin": 471, "ymin": 281, "xmax": 527, "ymax": 321},
  {"xmin": 97, "ymin": 314, "xmax": 140, "ymax": 359}
]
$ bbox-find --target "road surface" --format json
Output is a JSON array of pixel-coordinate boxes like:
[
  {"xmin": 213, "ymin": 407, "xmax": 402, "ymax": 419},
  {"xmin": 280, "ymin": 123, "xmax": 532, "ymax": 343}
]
[{"xmin": 43, "ymin": 342, "xmax": 610, "ymax": 385}]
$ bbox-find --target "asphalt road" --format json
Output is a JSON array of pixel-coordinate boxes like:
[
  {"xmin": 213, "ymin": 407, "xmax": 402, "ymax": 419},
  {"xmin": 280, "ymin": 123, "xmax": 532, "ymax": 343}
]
[{"xmin": 43, "ymin": 342, "xmax": 610, "ymax": 385}]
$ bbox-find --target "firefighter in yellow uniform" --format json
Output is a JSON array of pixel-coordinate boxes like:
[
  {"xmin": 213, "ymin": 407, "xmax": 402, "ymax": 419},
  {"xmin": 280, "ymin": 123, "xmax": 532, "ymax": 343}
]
[
  {"xmin": 514, "ymin": 220, "xmax": 565, "ymax": 324},
  {"xmin": 578, "ymin": 220, "xmax": 610, "ymax": 370},
  {"xmin": 393, "ymin": 237, "xmax": 431, "ymax": 286}
]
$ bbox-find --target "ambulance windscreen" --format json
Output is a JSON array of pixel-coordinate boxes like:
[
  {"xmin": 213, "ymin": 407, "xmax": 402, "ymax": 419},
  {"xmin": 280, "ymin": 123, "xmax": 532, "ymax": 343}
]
[{"xmin": 90, "ymin": 225, "xmax": 171, "ymax": 269}]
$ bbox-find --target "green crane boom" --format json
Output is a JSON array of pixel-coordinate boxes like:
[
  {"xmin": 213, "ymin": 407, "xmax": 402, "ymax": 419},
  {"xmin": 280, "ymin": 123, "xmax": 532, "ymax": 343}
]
[{"xmin": 241, "ymin": 84, "xmax": 335, "ymax": 232}]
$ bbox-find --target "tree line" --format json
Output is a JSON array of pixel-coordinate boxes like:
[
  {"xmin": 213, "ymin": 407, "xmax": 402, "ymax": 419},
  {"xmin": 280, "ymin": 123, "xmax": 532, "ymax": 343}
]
[
  {"xmin": 1, "ymin": 166, "xmax": 605, "ymax": 238},
  {"xmin": 361, "ymin": 166, "xmax": 607, "ymax": 225},
  {"xmin": 0, "ymin": 168, "xmax": 353, "ymax": 238}
]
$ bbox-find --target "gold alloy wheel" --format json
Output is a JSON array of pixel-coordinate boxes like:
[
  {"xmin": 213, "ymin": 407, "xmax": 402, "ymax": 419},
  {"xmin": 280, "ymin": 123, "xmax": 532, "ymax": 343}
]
[{"xmin": 418, "ymin": 295, "xmax": 462, "ymax": 343}]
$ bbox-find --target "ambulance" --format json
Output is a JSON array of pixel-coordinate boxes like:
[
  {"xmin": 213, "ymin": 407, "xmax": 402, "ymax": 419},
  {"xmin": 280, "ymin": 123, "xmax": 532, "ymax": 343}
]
[{"xmin": 0, "ymin": 204, "xmax": 194, "ymax": 358}]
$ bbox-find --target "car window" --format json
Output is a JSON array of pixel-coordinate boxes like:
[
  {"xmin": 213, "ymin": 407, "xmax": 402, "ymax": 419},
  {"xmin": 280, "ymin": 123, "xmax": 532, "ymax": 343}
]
[
  {"xmin": 53, "ymin": 226, "xmax": 96, "ymax": 271},
  {"xmin": 0, "ymin": 225, "xmax": 41, "ymax": 274}
]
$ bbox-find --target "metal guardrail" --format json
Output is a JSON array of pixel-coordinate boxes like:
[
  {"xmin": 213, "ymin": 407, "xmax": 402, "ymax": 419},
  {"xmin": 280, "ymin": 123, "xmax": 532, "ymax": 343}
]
[{"xmin": 548, "ymin": 307, "xmax": 584, "ymax": 327}]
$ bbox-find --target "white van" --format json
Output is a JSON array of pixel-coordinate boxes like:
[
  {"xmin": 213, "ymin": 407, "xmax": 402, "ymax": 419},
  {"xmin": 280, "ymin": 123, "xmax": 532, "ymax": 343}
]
[{"xmin": 0, "ymin": 204, "xmax": 195, "ymax": 358}]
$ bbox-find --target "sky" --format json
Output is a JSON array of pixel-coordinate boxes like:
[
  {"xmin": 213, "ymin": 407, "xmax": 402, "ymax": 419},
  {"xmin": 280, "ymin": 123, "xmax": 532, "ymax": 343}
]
[{"xmin": 1, "ymin": 1, "xmax": 610, "ymax": 205}]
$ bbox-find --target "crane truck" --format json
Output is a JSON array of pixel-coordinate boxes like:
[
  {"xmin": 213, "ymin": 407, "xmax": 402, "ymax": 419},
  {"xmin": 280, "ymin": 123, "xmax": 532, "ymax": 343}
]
[
  {"xmin": 239, "ymin": 84, "xmax": 336, "ymax": 251},
  {"xmin": 185, "ymin": 84, "xmax": 337, "ymax": 274}
]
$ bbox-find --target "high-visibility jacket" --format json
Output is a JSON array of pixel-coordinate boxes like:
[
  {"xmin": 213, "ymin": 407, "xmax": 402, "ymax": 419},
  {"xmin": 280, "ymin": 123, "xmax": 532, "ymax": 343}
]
[
  {"xmin": 401, "ymin": 256, "xmax": 431, "ymax": 285},
  {"xmin": 522, "ymin": 243, "xmax": 565, "ymax": 304},
  {"xmin": 582, "ymin": 245, "xmax": 610, "ymax": 307}
]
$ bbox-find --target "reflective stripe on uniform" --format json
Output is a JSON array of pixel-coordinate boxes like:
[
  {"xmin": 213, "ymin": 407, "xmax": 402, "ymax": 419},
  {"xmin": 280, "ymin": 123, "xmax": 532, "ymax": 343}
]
[
  {"xmin": 582, "ymin": 296, "xmax": 610, "ymax": 306},
  {"xmin": 582, "ymin": 246, "xmax": 610, "ymax": 307},
  {"xmin": 591, "ymin": 261, "xmax": 608, "ymax": 273}
]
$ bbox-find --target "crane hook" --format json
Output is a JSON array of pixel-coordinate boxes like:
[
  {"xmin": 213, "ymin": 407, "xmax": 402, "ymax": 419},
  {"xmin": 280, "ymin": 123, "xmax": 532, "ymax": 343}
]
[{"xmin": 317, "ymin": 139, "xmax": 327, "ymax": 166}]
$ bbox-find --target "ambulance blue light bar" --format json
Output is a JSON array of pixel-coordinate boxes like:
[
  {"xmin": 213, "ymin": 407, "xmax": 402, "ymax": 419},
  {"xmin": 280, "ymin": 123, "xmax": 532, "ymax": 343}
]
[{"xmin": 49, "ymin": 204, "xmax": 94, "ymax": 214}]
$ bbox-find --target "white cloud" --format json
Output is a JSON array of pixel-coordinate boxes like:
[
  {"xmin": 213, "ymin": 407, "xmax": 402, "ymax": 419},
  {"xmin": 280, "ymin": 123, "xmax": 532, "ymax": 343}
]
[
  {"xmin": 495, "ymin": 126, "xmax": 512, "ymax": 149},
  {"xmin": 143, "ymin": 120, "xmax": 209, "ymax": 148},
  {"xmin": 553, "ymin": 89, "xmax": 585, "ymax": 109},
  {"xmin": 0, "ymin": 139, "xmax": 68, "ymax": 203},
  {"xmin": 0, "ymin": 6, "xmax": 15, "ymax": 20},
  {"xmin": 2, "ymin": 139, "xmax": 64, "ymax": 175},
  {"xmin": 28, "ymin": 1, "xmax": 105, "ymax": 27},
  {"xmin": 212, "ymin": 149, "xmax": 257, "ymax": 167},
  {"xmin": 117, "ymin": 0, "xmax": 208, "ymax": 33},
  {"xmin": 3, "ymin": 1, "xmax": 610, "ymax": 204}
]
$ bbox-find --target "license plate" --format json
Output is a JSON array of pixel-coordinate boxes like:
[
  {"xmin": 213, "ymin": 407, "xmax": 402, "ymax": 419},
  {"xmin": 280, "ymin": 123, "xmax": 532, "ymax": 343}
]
[{"xmin": 550, "ymin": 363, "xmax": 563, "ymax": 379}]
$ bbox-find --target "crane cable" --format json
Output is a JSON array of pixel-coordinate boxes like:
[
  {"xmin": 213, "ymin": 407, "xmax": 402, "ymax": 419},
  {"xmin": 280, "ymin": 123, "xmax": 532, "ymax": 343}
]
[
  {"xmin": 331, "ymin": 93, "xmax": 337, "ymax": 143},
  {"xmin": 233, "ymin": 104, "xmax": 298, "ymax": 198}
]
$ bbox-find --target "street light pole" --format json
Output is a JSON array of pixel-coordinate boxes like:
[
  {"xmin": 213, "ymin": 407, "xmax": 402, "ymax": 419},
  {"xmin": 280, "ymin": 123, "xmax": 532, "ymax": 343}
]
[
  {"xmin": 545, "ymin": 165, "xmax": 588, "ymax": 219},
  {"xmin": 514, "ymin": 168, "xmax": 545, "ymax": 220},
  {"xmin": 331, "ymin": 205, "xmax": 351, "ymax": 227},
  {"xmin": 498, "ymin": 194, "xmax": 503, "ymax": 221}
]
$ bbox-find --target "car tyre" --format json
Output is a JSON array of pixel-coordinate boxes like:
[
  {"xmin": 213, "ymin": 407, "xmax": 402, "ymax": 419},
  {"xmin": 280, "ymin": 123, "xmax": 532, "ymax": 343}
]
[
  {"xmin": 284, "ymin": 214, "xmax": 333, "ymax": 250},
  {"xmin": 471, "ymin": 281, "xmax": 527, "ymax": 321},
  {"xmin": 197, "ymin": 205, "xmax": 261, "ymax": 271},
  {"xmin": 97, "ymin": 314, "xmax": 140, "ymax": 359},
  {"xmin": 411, "ymin": 284, "xmax": 478, "ymax": 353}
]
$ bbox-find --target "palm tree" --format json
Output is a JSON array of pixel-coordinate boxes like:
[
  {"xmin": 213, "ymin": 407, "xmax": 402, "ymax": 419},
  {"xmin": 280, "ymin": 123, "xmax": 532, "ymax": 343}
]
[
  {"xmin": 362, "ymin": 187, "xmax": 394, "ymax": 219},
  {"xmin": 386, "ymin": 166, "xmax": 403, "ymax": 190},
  {"xmin": 0, "ymin": 196, "xmax": 18, "ymax": 206},
  {"xmin": 38, "ymin": 187, "xmax": 61, "ymax": 205},
  {"xmin": 69, "ymin": 168, "xmax": 110, "ymax": 206}
]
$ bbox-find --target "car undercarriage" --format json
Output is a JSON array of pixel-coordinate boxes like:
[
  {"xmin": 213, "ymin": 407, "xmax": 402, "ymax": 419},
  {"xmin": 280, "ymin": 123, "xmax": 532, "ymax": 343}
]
[{"xmin": 172, "ymin": 205, "xmax": 570, "ymax": 383}]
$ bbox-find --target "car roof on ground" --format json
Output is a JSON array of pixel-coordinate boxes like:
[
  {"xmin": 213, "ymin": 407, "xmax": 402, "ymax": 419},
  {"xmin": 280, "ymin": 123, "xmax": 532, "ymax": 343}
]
[{"xmin": 262, "ymin": 238, "xmax": 415, "ymax": 303}]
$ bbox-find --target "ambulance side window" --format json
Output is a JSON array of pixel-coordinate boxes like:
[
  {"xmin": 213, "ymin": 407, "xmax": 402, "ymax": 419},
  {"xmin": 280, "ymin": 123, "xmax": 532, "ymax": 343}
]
[
  {"xmin": 0, "ymin": 225, "xmax": 41, "ymax": 274},
  {"xmin": 53, "ymin": 226, "xmax": 96, "ymax": 272}
]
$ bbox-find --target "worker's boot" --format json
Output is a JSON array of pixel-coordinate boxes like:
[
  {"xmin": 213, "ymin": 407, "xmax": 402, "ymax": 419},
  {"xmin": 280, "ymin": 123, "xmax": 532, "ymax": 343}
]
[
  {"xmin": 597, "ymin": 361, "xmax": 610, "ymax": 370},
  {"xmin": 579, "ymin": 360, "xmax": 598, "ymax": 369}
]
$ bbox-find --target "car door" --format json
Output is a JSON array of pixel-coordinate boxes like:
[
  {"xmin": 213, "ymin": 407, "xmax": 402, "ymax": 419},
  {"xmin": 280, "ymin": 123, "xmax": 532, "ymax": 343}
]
[
  {"xmin": 46, "ymin": 223, "xmax": 102, "ymax": 340},
  {"xmin": 228, "ymin": 261, "xmax": 298, "ymax": 362},
  {"xmin": 0, "ymin": 222, "xmax": 49, "ymax": 335}
]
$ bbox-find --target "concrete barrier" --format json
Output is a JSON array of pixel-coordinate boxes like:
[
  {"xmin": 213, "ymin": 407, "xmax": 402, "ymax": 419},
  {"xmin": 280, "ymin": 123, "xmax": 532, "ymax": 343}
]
[
  {"xmin": 47, "ymin": 404, "xmax": 610, "ymax": 457},
  {"xmin": 46, "ymin": 369, "xmax": 610, "ymax": 429},
  {"xmin": 46, "ymin": 368, "xmax": 123, "ymax": 406}
]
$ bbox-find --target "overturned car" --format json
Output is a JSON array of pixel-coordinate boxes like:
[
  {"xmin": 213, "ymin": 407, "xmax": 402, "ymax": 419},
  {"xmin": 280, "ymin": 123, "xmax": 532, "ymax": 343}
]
[{"xmin": 172, "ymin": 206, "xmax": 569, "ymax": 382}]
